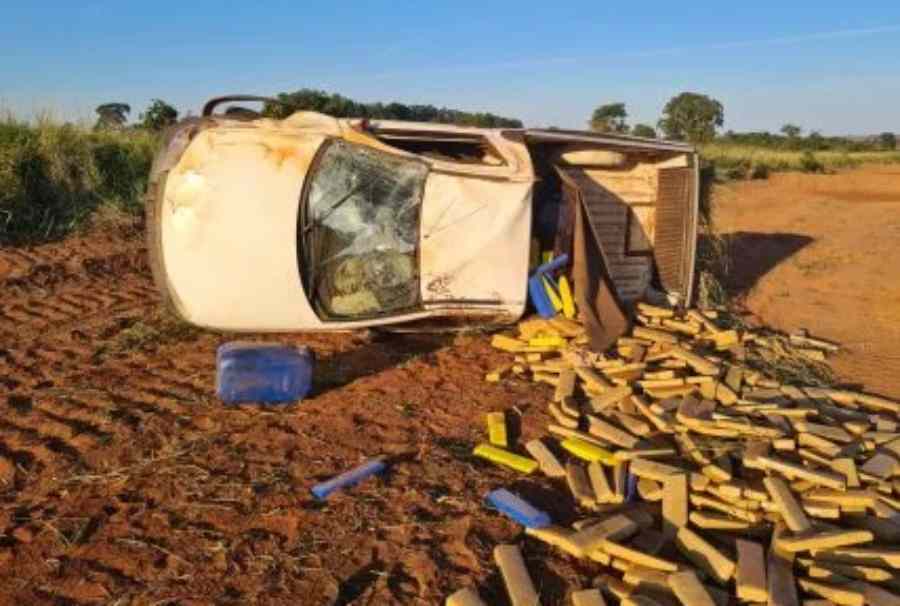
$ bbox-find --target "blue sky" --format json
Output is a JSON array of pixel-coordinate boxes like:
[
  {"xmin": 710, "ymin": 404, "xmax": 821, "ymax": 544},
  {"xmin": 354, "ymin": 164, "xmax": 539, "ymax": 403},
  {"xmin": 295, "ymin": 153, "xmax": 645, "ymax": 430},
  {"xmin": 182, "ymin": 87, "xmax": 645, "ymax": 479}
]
[{"xmin": 3, "ymin": 1, "xmax": 899, "ymax": 133}]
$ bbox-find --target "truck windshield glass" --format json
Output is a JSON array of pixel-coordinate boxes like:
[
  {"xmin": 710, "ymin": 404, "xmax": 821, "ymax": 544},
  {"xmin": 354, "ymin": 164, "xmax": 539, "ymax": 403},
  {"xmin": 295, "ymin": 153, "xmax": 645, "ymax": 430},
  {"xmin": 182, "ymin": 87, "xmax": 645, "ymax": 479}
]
[{"xmin": 302, "ymin": 139, "xmax": 428, "ymax": 320}]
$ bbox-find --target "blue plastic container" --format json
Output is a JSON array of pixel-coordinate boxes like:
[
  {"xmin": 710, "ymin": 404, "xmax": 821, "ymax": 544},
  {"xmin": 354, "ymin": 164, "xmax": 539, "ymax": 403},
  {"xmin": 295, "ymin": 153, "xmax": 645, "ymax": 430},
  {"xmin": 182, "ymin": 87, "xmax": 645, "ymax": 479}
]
[{"xmin": 216, "ymin": 342, "xmax": 313, "ymax": 404}]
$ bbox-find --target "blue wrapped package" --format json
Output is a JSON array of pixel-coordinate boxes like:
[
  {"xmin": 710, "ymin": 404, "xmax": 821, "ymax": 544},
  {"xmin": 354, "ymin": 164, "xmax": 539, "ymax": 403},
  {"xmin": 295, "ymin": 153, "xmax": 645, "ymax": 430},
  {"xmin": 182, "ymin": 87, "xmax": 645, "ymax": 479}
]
[
  {"xmin": 626, "ymin": 472, "xmax": 638, "ymax": 503},
  {"xmin": 485, "ymin": 488, "xmax": 552, "ymax": 528},
  {"xmin": 528, "ymin": 275, "xmax": 556, "ymax": 318},
  {"xmin": 535, "ymin": 254, "xmax": 569, "ymax": 276},
  {"xmin": 216, "ymin": 342, "xmax": 313, "ymax": 404},
  {"xmin": 528, "ymin": 254, "xmax": 569, "ymax": 318},
  {"xmin": 311, "ymin": 459, "xmax": 387, "ymax": 500}
]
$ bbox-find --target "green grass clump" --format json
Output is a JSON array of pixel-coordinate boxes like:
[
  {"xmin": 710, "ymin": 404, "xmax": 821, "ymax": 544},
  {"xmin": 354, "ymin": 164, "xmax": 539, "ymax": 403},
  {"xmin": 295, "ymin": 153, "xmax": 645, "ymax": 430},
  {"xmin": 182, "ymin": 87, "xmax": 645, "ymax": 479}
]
[{"xmin": 0, "ymin": 113, "xmax": 158, "ymax": 245}]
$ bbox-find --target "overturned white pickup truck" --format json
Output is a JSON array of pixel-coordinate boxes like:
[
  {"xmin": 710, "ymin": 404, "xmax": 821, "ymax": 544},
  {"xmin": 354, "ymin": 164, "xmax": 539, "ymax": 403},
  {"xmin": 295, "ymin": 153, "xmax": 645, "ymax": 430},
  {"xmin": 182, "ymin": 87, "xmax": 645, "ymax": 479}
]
[{"xmin": 147, "ymin": 96, "xmax": 698, "ymax": 345}]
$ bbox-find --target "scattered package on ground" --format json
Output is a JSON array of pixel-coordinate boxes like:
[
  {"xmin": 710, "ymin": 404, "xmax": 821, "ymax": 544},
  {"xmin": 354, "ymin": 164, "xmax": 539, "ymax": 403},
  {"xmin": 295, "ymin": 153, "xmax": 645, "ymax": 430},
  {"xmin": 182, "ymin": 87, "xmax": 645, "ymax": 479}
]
[
  {"xmin": 311, "ymin": 458, "xmax": 387, "ymax": 500},
  {"xmin": 453, "ymin": 301, "xmax": 900, "ymax": 605}
]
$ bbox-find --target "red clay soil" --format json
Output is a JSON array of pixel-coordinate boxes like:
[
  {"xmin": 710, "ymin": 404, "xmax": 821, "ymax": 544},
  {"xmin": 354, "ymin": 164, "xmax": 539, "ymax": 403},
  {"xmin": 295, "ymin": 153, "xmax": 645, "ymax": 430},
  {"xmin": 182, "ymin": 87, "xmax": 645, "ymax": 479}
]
[
  {"xmin": 0, "ymin": 228, "xmax": 586, "ymax": 605},
  {"xmin": 714, "ymin": 164, "xmax": 900, "ymax": 399},
  {"xmin": 1, "ymin": 165, "xmax": 898, "ymax": 604}
]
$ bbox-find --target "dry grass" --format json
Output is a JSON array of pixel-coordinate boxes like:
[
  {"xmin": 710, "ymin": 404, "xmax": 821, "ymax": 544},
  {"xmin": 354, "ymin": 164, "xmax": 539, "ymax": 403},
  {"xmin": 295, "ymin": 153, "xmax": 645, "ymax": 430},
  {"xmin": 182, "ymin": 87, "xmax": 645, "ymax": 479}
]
[
  {"xmin": 102, "ymin": 309, "xmax": 201, "ymax": 355},
  {"xmin": 694, "ymin": 166, "xmax": 731, "ymax": 309},
  {"xmin": 747, "ymin": 334, "xmax": 836, "ymax": 386},
  {"xmin": 693, "ymin": 166, "xmax": 837, "ymax": 386},
  {"xmin": 701, "ymin": 143, "xmax": 900, "ymax": 177}
]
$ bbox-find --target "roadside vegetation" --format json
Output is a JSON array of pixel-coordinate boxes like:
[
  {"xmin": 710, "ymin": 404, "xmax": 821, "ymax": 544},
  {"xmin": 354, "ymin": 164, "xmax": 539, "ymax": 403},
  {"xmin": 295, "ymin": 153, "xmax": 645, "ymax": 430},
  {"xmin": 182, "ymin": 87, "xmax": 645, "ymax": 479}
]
[
  {"xmin": 0, "ymin": 112, "xmax": 158, "ymax": 245},
  {"xmin": 700, "ymin": 144, "xmax": 900, "ymax": 178}
]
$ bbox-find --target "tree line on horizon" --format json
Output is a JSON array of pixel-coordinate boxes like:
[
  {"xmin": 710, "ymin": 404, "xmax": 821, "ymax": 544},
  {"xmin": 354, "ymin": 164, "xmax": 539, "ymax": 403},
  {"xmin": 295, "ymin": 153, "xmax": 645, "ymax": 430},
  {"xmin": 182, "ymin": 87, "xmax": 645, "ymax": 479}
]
[
  {"xmin": 261, "ymin": 89, "xmax": 523, "ymax": 128},
  {"xmin": 589, "ymin": 93, "xmax": 896, "ymax": 151},
  {"xmin": 92, "ymin": 89, "xmax": 523, "ymax": 131},
  {"xmin": 93, "ymin": 90, "xmax": 895, "ymax": 152}
]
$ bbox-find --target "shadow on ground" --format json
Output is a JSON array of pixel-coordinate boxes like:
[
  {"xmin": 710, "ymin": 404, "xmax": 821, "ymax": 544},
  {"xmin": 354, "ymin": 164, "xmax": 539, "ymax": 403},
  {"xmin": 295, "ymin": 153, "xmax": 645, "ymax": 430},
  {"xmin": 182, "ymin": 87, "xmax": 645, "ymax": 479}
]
[
  {"xmin": 709, "ymin": 231, "xmax": 814, "ymax": 297},
  {"xmin": 313, "ymin": 332, "xmax": 451, "ymax": 393}
]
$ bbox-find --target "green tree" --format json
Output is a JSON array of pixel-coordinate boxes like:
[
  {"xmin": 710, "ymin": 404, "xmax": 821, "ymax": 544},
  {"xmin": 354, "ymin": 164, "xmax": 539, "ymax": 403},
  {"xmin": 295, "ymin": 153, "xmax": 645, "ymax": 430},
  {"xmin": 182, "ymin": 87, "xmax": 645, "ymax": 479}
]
[
  {"xmin": 657, "ymin": 92, "xmax": 724, "ymax": 143},
  {"xmin": 140, "ymin": 99, "xmax": 179, "ymax": 131},
  {"xmin": 94, "ymin": 102, "xmax": 131, "ymax": 130},
  {"xmin": 590, "ymin": 102, "xmax": 628, "ymax": 133},
  {"xmin": 262, "ymin": 88, "xmax": 522, "ymax": 127},
  {"xmin": 780, "ymin": 123, "xmax": 802, "ymax": 138},
  {"xmin": 880, "ymin": 132, "xmax": 897, "ymax": 150},
  {"xmin": 631, "ymin": 123, "xmax": 657, "ymax": 138}
]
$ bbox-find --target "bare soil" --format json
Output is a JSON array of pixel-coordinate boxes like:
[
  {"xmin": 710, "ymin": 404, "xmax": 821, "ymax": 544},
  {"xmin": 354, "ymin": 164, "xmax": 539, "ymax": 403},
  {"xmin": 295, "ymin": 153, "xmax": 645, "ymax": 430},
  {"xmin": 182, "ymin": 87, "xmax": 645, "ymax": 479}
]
[
  {"xmin": 714, "ymin": 164, "xmax": 900, "ymax": 399},
  {"xmin": 0, "ymin": 164, "xmax": 898, "ymax": 604},
  {"xmin": 0, "ymin": 229, "xmax": 581, "ymax": 605}
]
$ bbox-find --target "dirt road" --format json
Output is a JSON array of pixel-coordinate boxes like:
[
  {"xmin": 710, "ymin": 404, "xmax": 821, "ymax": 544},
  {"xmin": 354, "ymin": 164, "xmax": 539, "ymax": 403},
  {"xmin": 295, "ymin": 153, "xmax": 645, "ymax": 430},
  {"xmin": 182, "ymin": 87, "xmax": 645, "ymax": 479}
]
[{"xmin": 715, "ymin": 164, "xmax": 900, "ymax": 398}]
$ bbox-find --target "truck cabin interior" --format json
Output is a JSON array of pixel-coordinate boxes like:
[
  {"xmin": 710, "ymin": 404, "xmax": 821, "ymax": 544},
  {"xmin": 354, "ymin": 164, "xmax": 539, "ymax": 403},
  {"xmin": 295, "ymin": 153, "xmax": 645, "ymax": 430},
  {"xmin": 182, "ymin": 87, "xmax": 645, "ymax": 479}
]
[
  {"xmin": 526, "ymin": 137, "xmax": 697, "ymax": 310},
  {"xmin": 364, "ymin": 124, "xmax": 695, "ymax": 309}
]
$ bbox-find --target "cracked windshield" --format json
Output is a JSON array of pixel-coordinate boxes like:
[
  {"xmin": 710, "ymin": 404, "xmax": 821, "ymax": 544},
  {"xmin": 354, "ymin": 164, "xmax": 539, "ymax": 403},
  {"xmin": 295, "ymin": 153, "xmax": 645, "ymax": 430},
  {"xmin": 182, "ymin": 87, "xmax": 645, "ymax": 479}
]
[{"xmin": 303, "ymin": 139, "xmax": 428, "ymax": 319}]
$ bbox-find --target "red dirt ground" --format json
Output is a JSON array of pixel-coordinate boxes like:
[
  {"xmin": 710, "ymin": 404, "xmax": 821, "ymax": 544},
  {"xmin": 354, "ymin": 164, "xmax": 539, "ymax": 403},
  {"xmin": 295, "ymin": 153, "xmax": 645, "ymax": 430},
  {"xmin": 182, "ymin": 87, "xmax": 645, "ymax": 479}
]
[
  {"xmin": 714, "ymin": 164, "xmax": 900, "ymax": 399},
  {"xmin": 0, "ymin": 165, "xmax": 897, "ymax": 603},
  {"xmin": 0, "ymin": 227, "xmax": 585, "ymax": 605}
]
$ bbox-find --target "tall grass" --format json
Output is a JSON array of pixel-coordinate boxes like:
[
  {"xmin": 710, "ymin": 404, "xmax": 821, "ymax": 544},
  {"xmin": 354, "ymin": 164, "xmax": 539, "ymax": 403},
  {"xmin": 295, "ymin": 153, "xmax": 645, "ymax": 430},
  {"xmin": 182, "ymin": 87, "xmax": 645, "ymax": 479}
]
[
  {"xmin": 700, "ymin": 143, "xmax": 900, "ymax": 179},
  {"xmin": 0, "ymin": 113, "xmax": 158, "ymax": 245}
]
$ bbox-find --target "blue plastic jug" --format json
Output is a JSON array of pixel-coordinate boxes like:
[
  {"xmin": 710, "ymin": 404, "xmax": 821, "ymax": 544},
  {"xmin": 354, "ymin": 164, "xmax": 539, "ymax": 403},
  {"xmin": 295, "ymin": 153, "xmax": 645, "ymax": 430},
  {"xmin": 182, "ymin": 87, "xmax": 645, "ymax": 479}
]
[{"xmin": 216, "ymin": 342, "xmax": 314, "ymax": 404}]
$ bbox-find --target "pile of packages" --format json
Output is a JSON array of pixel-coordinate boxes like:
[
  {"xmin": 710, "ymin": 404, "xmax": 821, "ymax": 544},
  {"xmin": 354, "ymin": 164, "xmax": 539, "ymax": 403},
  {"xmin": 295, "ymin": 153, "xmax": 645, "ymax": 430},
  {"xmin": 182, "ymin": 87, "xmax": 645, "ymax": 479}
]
[{"xmin": 449, "ymin": 303, "xmax": 900, "ymax": 606}]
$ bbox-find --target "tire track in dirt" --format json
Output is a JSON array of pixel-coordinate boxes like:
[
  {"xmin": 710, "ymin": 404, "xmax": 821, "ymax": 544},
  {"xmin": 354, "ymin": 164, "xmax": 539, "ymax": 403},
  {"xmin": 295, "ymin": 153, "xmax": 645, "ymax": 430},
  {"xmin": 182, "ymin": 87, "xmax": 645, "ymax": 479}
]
[
  {"xmin": 0, "ymin": 410, "xmax": 94, "ymax": 468},
  {"xmin": 1, "ymin": 279, "xmax": 157, "ymax": 344},
  {"xmin": 0, "ymin": 232, "xmax": 145, "ymax": 288},
  {"xmin": 0, "ymin": 231, "xmax": 154, "ymax": 349},
  {"xmin": 0, "ymin": 233, "xmax": 170, "ymax": 498},
  {"xmin": 4, "ymin": 382, "xmax": 194, "ymax": 485},
  {"xmin": 0, "ymin": 248, "xmax": 42, "ymax": 276}
]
